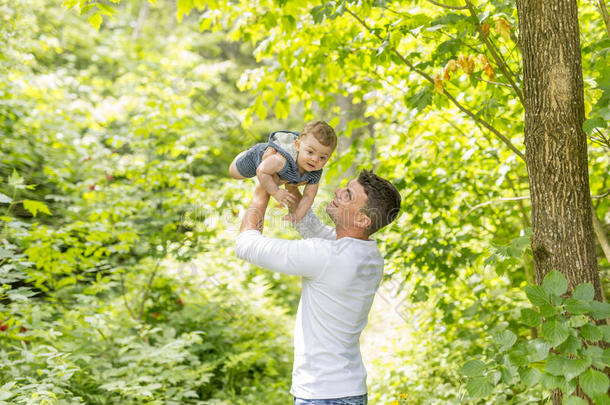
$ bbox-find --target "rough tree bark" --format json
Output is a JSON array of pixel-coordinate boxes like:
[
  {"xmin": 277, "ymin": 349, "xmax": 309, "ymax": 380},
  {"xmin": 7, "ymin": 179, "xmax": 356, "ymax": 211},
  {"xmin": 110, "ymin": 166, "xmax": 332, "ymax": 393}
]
[
  {"xmin": 516, "ymin": 0, "xmax": 604, "ymax": 402},
  {"xmin": 516, "ymin": 2, "xmax": 602, "ymax": 294}
]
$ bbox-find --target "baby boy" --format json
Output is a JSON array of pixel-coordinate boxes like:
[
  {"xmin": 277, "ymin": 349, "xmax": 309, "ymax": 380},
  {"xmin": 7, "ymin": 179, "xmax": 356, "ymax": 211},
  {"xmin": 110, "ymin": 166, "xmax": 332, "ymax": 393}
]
[{"xmin": 229, "ymin": 121, "xmax": 337, "ymax": 224}]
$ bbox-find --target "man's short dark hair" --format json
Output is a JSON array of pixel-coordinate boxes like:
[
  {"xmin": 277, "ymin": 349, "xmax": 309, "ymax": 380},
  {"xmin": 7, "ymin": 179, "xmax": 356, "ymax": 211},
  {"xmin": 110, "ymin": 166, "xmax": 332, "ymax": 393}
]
[{"xmin": 357, "ymin": 169, "xmax": 401, "ymax": 235}]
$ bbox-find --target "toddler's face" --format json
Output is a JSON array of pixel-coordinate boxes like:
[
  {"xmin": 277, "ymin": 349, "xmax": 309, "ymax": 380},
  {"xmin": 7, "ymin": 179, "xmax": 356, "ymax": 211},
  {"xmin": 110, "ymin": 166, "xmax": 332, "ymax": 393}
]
[{"xmin": 295, "ymin": 134, "xmax": 334, "ymax": 172}]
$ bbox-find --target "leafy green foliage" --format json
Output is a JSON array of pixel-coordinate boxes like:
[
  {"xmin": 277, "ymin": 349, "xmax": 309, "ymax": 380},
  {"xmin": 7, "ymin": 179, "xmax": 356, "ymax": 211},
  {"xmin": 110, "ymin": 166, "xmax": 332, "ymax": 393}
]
[
  {"xmin": 0, "ymin": 0, "xmax": 297, "ymax": 402},
  {"xmin": 462, "ymin": 270, "xmax": 610, "ymax": 404},
  {"xmin": 1, "ymin": 0, "xmax": 608, "ymax": 404}
]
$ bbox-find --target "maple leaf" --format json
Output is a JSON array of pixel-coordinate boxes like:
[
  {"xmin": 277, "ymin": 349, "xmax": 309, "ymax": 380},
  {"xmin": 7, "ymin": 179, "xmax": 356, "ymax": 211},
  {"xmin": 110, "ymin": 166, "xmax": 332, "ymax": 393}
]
[
  {"xmin": 433, "ymin": 75, "xmax": 444, "ymax": 94},
  {"xmin": 495, "ymin": 17, "xmax": 512, "ymax": 42},
  {"xmin": 481, "ymin": 21, "xmax": 490, "ymax": 37},
  {"xmin": 484, "ymin": 64, "xmax": 495, "ymax": 80}
]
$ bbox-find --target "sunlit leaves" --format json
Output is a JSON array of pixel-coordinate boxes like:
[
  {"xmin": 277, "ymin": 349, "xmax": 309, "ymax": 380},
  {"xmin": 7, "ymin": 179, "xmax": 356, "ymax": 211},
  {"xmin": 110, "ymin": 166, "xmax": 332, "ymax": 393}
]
[
  {"xmin": 22, "ymin": 200, "xmax": 52, "ymax": 217},
  {"xmin": 88, "ymin": 13, "xmax": 102, "ymax": 29}
]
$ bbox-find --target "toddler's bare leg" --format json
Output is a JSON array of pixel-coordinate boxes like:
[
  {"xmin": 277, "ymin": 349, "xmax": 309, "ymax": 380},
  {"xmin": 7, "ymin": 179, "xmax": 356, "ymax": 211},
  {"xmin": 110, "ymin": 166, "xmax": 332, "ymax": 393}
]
[{"xmin": 229, "ymin": 151, "xmax": 247, "ymax": 179}]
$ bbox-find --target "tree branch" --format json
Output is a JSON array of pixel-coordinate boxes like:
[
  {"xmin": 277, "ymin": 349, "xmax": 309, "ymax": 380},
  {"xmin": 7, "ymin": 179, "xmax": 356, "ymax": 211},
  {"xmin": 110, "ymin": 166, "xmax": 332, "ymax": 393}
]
[
  {"xmin": 138, "ymin": 258, "xmax": 162, "ymax": 319},
  {"xmin": 345, "ymin": 8, "xmax": 526, "ymax": 162},
  {"xmin": 132, "ymin": 0, "xmax": 150, "ymax": 40},
  {"xmin": 592, "ymin": 206, "xmax": 610, "ymax": 263},
  {"xmin": 593, "ymin": 189, "xmax": 610, "ymax": 199},
  {"xmin": 598, "ymin": 0, "xmax": 610, "ymax": 37},
  {"xmin": 466, "ymin": 196, "xmax": 530, "ymax": 214},
  {"xmin": 425, "ymin": 0, "xmax": 467, "ymax": 10},
  {"xmin": 119, "ymin": 272, "xmax": 138, "ymax": 320},
  {"xmin": 464, "ymin": 0, "xmax": 524, "ymax": 104},
  {"xmin": 472, "ymin": 76, "xmax": 513, "ymax": 88}
]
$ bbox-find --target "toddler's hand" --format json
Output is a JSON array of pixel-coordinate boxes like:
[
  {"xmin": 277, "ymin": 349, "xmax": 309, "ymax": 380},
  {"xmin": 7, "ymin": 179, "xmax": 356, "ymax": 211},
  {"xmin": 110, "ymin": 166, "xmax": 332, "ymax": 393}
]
[
  {"xmin": 273, "ymin": 189, "xmax": 296, "ymax": 208},
  {"xmin": 282, "ymin": 213, "xmax": 297, "ymax": 225}
]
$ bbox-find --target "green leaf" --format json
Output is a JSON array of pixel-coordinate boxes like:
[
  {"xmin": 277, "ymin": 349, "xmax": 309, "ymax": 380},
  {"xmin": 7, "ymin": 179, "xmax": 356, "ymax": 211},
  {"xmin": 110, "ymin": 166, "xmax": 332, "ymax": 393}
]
[
  {"xmin": 580, "ymin": 369, "xmax": 609, "ymax": 399},
  {"xmin": 568, "ymin": 315, "xmax": 589, "ymax": 328},
  {"xmin": 558, "ymin": 335, "xmax": 583, "ymax": 355},
  {"xmin": 572, "ymin": 283, "xmax": 595, "ymax": 302},
  {"xmin": 602, "ymin": 325, "xmax": 610, "ymax": 342},
  {"xmin": 62, "ymin": 0, "xmax": 79, "ymax": 10},
  {"xmin": 274, "ymin": 99, "xmax": 289, "ymax": 120},
  {"xmin": 540, "ymin": 303, "xmax": 559, "ymax": 317},
  {"xmin": 586, "ymin": 346, "xmax": 604, "ymax": 363},
  {"xmin": 88, "ymin": 13, "xmax": 103, "ymax": 30},
  {"xmin": 461, "ymin": 359, "xmax": 486, "ymax": 377},
  {"xmin": 527, "ymin": 339, "xmax": 551, "ymax": 362},
  {"xmin": 542, "ymin": 319, "xmax": 570, "ymax": 347},
  {"xmin": 601, "ymin": 348, "xmax": 610, "ymax": 367},
  {"xmin": 592, "ymin": 393, "xmax": 610, "ymax": 405},
  {"xmin": 495, "ymin": 330, "xmax": 517, "ymax": 351},
  {"xmin": 22, "ymin": 200, "xmax": 52, "ymax": 217},
  {"xmin": 96, "ymin": 3, "xmax": 116, "ymax": 16},
  {"xmin": 521, "ymin": 308, "xmax": 543, "ymax": 327},
  {"xmin": 564, "ymin": 357, "xmax": 591, "ymax": 381},
  {"xmin": 562, "ymin": 396, "xmax": 588, "ymax": 405},
  {"xmin": 0, "ymin": 193, "xmax": 11, "ymax": 204},
  {"xmin": 253, "ymin": 95, "xmax": 267, "ymax": 121},
  {"xmin": 565, "ymin": 298, "xmax": 592, "ymax": 315},
  {"xmin": 545, "ymin": 354, "xmax": 566, "ymax": 376},
  {"xmin": 0, "ymin": 247, "xmax": 13, "ymax": 260},
  {"xmin": 466, "ymin": 376, "xmax": 493, "ymax": 399},
  {"xmin": 524, "ymin": 285, "xmax": 549, "ymax": 307},
  {"xmin": 542, "ymin": 270, "xmax": 568, "ymax": 296},
  {"xmin": 509, "ymin": 344, "xmax": 528, "ymax": 366},
  {"xmin": 581, "ymin": 324, "xmax": 603, "ymax": 341},
  {"xmin": 8, "ymin": 169, "xmax": 24, "ymax": 188},
  {"xmin": 540, "ymin": 373, "xmax": 563, "ymax": 390},
  {"xmin": 176, "ymin": 0, "xmax": 194, "ymax": 22},
  {"xmin": 583, "ymin": 117, "xmax": 606, "ymax": 135},
  {"xmin": 590, "ymin": 301, "xmax": 610, "ymax": 320},
  {"xmin": 519, "ymin": 368, "xmax": 541, "ymax": 387}
]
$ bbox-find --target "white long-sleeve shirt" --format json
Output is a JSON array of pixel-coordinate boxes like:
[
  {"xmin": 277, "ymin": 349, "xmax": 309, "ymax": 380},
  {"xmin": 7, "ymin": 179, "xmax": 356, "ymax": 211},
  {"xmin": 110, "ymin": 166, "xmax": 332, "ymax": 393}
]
[{"xmin": 235, "ymin": 210, "xmax": 384, "ymax": 399}]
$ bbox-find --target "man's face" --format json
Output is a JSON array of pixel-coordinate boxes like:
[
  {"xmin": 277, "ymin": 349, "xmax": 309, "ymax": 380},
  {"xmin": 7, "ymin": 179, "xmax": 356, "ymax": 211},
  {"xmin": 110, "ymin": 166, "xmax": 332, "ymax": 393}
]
[
  {"xmin": 326, "ymin": 179, "xmax": 369, "ymax": 229},
  {"xmin": 295, "ymin": 134, "xmax": 333, "ymax": 172}
]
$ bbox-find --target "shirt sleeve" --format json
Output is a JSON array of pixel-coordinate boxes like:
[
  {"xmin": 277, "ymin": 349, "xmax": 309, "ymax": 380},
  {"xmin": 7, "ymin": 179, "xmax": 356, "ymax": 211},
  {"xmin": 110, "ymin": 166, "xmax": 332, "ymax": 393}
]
[
  {"xmin": 294, "ymin": 209, "xmax": 337, "ymax": 240},
  {"xmin": 235, "ymin": 230, "xmax": 332, "ymax": 279}
]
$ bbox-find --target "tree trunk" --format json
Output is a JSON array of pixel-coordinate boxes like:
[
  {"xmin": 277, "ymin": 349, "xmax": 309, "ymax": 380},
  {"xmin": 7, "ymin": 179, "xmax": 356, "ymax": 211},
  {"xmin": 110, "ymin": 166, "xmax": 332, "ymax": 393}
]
[
  {"xmin": 516, "ymin": 1, "xmax": 601, "ymax": 294},
  {"xmin": 517, "ymin": 2, "xmax": 603, "ymax": 401}
]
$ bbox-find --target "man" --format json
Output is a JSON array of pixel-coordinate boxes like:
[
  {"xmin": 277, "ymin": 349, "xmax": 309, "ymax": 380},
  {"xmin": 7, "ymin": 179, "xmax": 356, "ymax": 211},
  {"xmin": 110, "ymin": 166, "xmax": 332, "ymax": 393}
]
[{"xmin": 235, "ymin": 169, "xmax": 401, "ymax": 404}]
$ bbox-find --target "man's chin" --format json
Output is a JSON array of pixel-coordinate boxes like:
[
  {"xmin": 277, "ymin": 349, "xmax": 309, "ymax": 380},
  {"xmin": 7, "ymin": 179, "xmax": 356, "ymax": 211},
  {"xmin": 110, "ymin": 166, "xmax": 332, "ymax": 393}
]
[{"xmin": 325, "ymin": 206, "xmax": 337, "ymax": 222}]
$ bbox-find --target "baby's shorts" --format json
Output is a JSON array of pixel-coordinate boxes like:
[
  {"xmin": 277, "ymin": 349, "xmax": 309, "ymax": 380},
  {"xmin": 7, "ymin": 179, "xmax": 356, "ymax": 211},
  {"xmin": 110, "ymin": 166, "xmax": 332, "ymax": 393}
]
[{"xmin": 235, "ymin": 143, "xmax": 268, "ymax": 178}]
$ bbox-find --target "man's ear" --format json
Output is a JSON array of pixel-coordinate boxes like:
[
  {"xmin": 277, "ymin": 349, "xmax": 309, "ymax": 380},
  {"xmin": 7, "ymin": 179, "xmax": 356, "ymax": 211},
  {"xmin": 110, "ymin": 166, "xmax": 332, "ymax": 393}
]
[
  {"xmin": 294, "ymin": 137, "xmax": 300, "ymax": 150},
  {"xmin": 355, "ymin": 211, "xmax": 371, "ymax": 231}
]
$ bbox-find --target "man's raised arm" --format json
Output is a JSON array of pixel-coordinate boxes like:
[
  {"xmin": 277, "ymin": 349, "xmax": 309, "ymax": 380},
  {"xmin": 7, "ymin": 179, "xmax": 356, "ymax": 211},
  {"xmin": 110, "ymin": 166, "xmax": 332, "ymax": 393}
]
[
  {"xmin": 285, "ymin": 185, "xmax": 336, "ymax": 240},
  {"xmin": 235, "ymin": 185, "xmax": 330, "ymax": 279}
]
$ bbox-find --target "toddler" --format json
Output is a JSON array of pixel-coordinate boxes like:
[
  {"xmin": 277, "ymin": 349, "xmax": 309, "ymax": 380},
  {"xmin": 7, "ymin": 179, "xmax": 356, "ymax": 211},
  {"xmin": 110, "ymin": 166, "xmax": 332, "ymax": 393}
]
[{"xmin": 229, "ymin": 121, "xmax": 337, "ymax": 224}]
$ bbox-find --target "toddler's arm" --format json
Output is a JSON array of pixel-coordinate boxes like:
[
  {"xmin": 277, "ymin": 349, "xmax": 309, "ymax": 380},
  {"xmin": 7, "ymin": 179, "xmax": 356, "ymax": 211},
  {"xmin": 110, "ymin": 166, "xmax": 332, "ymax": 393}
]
[
  {"xmin": 287, "ymin": 183, "xmax": 318, "ymax": 224},
  {"xmin": 256, "ymin": 153, "xmax": 296, "ymax": 207}
]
